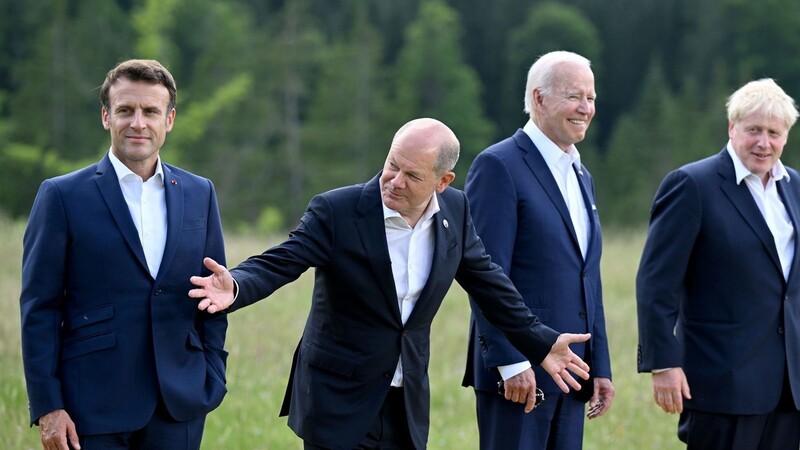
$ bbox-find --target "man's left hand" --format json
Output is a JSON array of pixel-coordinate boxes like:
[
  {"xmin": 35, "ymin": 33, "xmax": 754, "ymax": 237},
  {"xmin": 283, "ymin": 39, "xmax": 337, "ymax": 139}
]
[{"xmin": 587, "ymin": 377, "xmax": 614, "ymax": 419}]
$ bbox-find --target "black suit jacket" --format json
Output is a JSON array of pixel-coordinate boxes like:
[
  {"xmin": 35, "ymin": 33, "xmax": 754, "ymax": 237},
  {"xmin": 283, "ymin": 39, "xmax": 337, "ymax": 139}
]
[
  {"xmin": 229, "ymin": 173, "xmax": 559, "ymax": 449},
  {"xmin": 637, "ymin": 149, "xmax": 800, "ymax": 414}
]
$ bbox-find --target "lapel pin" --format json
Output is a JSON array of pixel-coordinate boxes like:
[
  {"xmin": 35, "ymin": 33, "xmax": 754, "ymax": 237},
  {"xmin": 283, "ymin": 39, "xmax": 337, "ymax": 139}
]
[
  {"xmin": 443, "ymin": 219, "xmax": 449, "ymax": 229},
  {"xmin": 171, "ymin": 180, "xmax": 178, "ymax": 185}
]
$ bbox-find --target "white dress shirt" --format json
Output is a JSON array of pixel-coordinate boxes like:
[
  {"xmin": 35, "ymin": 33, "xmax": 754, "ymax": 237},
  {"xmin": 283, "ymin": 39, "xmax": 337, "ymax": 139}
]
[
  {"xmin": 383, "ymin": 194, "xmax": 439, "ymax": 386},
  {"xmin": 727, "ymin": 143, "xmax": 795, "ymax": 280},
  {"xmin": 108, "ymin": 150, "xmax": 168, "ymax": 279}
]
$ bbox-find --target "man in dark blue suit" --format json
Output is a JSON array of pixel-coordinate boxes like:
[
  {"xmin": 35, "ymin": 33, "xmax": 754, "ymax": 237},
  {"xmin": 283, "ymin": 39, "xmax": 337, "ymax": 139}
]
[
  {"xmin": 637, "ymin": 78, "xmax": 800, "ymax": 449},
  {"xmin": 20, "ymin": 59, "xmax": 228, "ymax": 450},
  {"xmin": 462, "ymin": 51, "xmax": 614, "ymax": 450},
  {"xmin": 189, "ymin": 118, "xmax": 593, "ymax": 450}
]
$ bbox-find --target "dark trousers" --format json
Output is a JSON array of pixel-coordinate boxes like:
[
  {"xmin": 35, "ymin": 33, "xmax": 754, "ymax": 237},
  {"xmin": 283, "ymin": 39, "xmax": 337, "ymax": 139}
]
[
  {"xmin": 304, "ymin": 387, "xmax": 415, "ymax": 450},
  {"xmin": 475, "ymin": 389, "xmax": 585, "ymax": 450},
  {"xmin": 678, "ymin": 375, "xmax": 800, "ymax": 450},
  {"xmin": 78, "ymin": 399, "xmax": 205, "ymax": 450}
]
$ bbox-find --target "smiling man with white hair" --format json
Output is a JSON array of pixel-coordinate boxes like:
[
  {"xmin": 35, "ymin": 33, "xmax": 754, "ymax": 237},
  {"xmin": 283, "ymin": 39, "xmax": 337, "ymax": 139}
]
[{"xmin": 463, "ymin": 51, "xmax": 614, "ymax": 450}]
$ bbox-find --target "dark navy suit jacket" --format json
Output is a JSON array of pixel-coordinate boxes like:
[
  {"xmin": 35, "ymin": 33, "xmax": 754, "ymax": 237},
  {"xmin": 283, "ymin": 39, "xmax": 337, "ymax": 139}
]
[
  {"xmin": 20, "ymin": 153, "xmax": 228, "ymax": 434},
  {"xmin": 227, "ymin": 173, "xmax": 560, "ymax": 450},
  {"xmin": 637, "ymin": 149, "xmax": 800, "ymax": 414},
  {"xmin": 462, "ymin": 129, "xmax": 612, "ymax": 398}
]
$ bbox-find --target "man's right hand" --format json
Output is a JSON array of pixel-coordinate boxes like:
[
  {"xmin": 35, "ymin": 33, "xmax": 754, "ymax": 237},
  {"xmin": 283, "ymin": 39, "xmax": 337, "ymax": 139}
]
[
  {"xmin": 39, "ymin": 409, "xmax": 80, "ymax": 450},
  {"xmin": 540, "ymin": 333, "xmax": 591, "ymax": 393},
  {"xmin": 189, "ymin": 257, "xmax": 235, "ymax": 313},
  {"xmin": 501, "ymin": 368, "xmax": 540, "ymax": 413},
  {"xmin": 653, "ymin": 367, "xmax": 691, "ymax": 414}
]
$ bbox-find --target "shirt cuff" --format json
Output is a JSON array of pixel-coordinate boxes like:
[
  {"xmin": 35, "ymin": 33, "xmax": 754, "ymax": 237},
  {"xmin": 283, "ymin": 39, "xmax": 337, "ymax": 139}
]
[{"xmin": 497, "ymin": 361, "xmax": 532, "ymax": 380}]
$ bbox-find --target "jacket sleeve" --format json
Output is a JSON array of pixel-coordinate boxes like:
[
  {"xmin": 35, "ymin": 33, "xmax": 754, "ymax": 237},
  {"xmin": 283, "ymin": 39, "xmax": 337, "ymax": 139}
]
[
  {"xmin": 463, "ymin": 151, "xmax": 529, "ymax": 369},
  {"xmin": 20, "ymin": 180, "xmax": 68, "ymax": 425},
  {"xmin": 455, "ymin": 189, "xmax": 559, "ymax": 365},
  {"xmin": 197, "ymin": 180, "xmax": 229, "ymax": 388},
  {"xmin": 636, "ymin": 169, "xmax": 700, "ymax": 372},
  {"xmin": 229, "ymin": 193, "xmax": 334, "ymax": 311}
]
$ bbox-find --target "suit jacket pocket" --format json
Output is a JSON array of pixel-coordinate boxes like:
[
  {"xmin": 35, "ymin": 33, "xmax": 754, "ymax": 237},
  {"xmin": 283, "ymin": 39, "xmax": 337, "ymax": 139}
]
[
  {"xmin": 62, "ymin": 331, "xmax": 116, "ymax": 360},
  {"xmin": 302, "ymin": 341, "xmax": 358, "ymax": 377},
  {"xmin": 186, "ymin": 330, "xmax": 227, "ymax": 383},
  {"xmin": 66, "ymin": 304, "xmax": 114, "ymax": 332}
]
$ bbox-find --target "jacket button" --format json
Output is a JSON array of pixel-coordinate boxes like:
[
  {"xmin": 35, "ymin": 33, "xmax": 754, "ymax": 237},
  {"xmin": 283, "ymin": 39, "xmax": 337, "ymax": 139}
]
[
  {"xmin": 778, "ymin": 326, "xmax": 785, "ymax": 335},
  {"xmin": 578, "ymin": 311, "xmax": 587, "ymax": 319},
  {"xmin": 384, "ymin": 371, "xmax": 393, "ymax": 379},
  {"xmin": 154, "ymin": 288, "xmax": 162, "ymax": 295}
]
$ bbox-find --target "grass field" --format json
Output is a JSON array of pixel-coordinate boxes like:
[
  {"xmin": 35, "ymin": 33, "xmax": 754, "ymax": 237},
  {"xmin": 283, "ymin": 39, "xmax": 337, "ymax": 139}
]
[{"xmin": 0, "ymin": 218, "xmax": 682, "ymax": 449}]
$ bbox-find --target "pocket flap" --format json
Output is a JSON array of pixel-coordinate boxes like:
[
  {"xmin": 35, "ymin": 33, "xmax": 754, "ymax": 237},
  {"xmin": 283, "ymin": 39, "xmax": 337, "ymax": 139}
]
[
  {"xmin": 67, "ymin": 305, "xmax": 114, "ymax": 331},
  {"xmin": 302, "ymin": 342, "xmax": 358, "ymax": 377},
  {"xmin": 186, "ymin": 330, "xmax": 204, "ymax": 351},
  {"xmin": 62, "ymin": 332, "xmax": 116, "ymax": 360}
]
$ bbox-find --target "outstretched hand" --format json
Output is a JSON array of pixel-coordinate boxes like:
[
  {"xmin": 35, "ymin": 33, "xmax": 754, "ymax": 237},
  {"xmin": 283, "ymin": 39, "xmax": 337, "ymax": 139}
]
[
  {"xmin": 540, "ymin": 333, "xmax": 591, "ymax": 393},
  {"xmin": 189, "ymin": 257, "xmax": 235, "ymax": 313}
]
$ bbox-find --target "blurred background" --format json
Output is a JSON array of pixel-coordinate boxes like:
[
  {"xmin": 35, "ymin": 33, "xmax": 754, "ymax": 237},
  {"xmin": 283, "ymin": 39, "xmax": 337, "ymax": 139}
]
[{"xmin": 3, "ymin": 0, "xmax": 800, "ymax": 231}]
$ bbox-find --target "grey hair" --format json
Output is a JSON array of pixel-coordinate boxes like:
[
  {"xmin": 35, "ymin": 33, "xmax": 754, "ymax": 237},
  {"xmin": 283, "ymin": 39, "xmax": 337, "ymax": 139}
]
[{"xmin": 523, "ymin": 51, "xmax": 591, "ymax": 115}]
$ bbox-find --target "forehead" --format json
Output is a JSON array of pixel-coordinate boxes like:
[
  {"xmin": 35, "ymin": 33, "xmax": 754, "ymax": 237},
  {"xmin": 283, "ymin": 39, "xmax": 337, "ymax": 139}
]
[
  {"xmin": 107, "ymin": 78, "xmax": 171, "ymax": 107},
  {"xmin": 386, "ymin": 142, "xmax": 437, "ymax": 172},
  {"xmin": 553, "ymin": 63, "xmax": 595, "ymax": 92},
  {"xmin": 735, "ymin": 114, "xmax": 788, "ymax": 132}
]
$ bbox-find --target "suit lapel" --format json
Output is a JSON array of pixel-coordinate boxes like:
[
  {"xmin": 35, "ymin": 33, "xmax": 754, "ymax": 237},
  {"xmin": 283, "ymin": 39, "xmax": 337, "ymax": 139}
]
[
  {"xmin": 574, "ymin": 164, "xmax": 599, "ymax": 259},
  {"xmin": 514, "ymin": 130, "xmax": 583, "ymax": 256},
  {"xmin": 405, "ymin": 192, "xmax": 457, "ymax": 327},
  {"xmin": 157, "ymin": 163, "xmax": 182, "ymax": 281},
  {"xmin": 777, "ymin": 177, "xmax": 800, "ymax": 285},
  {"xmin": 717, "ymin": 150, "xmax": 784, "ymax": 276},
  {"xmin": 354, "ymin": 174, "xmax": 401, "ymax": 322},
  {"xmin": 94, "ymin": 154, "xmax": 150, "ymax": 275}
]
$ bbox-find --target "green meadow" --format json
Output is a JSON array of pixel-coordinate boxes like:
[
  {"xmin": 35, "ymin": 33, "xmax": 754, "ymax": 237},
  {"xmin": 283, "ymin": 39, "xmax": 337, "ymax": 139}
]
[{"xmin": 0, "ymin": 219, "xmax": 681, "ymax": 449}]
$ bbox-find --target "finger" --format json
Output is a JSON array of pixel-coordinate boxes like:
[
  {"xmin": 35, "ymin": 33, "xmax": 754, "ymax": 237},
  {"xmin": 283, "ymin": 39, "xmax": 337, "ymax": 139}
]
[
  {"xmin": 524, "ymin": 391, "xmax": 536, "ymax": 413},
  {"xmin": 188, "ymin": 287, "xmax": 207, "ymax": 298},
  {"xmin": 188, "ymin": 277, "xmax": 209, "ymax": 290},
  {"xmin": 550, "ymin": 372, "xmax": 570, "ymax": 393},
  {"xmin": 67, "ymin": 422, "xmax": 81, "ymax": 450},
  {"xmin": 203, "ymin": 257, "xmax": 222, "ymax": 272},
  {"xmin": 207, "ymin": 302, "xmax": 218, "ymax": 314},
  {"xmin": 565, "ymin": 333, "xmax": 591, "ymax": 343},
  {"xmin": 562, "ymin": 370, "xmax": 582, "ymax": 391},
  {"xmin": 566, "ymin": 363, "xmax": 590, "ymax": 380},
  {"xmin": 673, "ymin": 392, "xmax": 684, "ymax": 414}
]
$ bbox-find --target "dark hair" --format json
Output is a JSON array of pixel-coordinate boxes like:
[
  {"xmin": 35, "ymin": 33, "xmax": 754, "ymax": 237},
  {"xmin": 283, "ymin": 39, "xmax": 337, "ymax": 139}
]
[{"xmin": 99, "ymin": 59, "xmax": 177, "ymax": 112}]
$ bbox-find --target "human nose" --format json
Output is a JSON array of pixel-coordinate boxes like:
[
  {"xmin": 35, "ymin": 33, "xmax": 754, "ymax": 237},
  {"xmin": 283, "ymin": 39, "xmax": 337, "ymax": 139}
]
[
  {"xmin": 756, "ymin": 131, "xmax": 769, "ymax": 148},
  {"xmin": 577, "ymin": 98, "xmax": 593, "ymax": 114},
  {"xmin": 130, "ymin": 110, "xmax": 145, "ymax": 129},
  {"xmin": 390, "ymin": 172, "xmax": 406, "ymax": 188}
]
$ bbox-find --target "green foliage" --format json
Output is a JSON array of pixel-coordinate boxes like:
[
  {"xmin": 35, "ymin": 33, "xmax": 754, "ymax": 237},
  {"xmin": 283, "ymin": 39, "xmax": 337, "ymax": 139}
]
[
  {"xmin": 2, "ymin": 0, "xmax": 800, "ymax": 228},
  {"xmin": 393, "ymin": 0, "xmax": 495, "ymax": 185},
  {"xmin": 502, "ymin": 2, "xmax": 601, "ymax": 129},
  {"xmin": 597, "ymin": 63, "xmax": 727, "ymax": 225}
]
